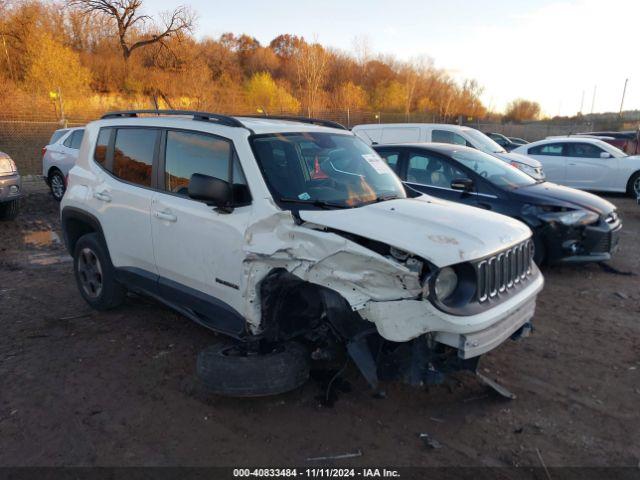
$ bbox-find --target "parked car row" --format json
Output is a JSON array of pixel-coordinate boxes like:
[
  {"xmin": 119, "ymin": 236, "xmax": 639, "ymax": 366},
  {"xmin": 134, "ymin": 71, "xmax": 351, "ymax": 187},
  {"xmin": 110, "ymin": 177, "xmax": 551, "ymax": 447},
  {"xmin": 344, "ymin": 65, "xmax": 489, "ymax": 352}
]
[{"xmin": 48, "ymin": 110, "xmax": 634, "ymax": 399}]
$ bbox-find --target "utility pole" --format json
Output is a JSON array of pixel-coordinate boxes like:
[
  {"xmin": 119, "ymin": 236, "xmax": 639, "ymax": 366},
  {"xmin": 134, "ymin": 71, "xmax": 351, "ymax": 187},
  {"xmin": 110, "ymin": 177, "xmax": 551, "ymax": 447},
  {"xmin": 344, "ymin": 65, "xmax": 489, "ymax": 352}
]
[
  {"xmin": 579, "ymin": 90, "xmax": 585, "ymax": 115},
  {"xmin": 619, "ymin": 78, "xmax": 629, "ymax": 116},
  {"xmin": 590, "ymin": 85, "xmax": 597, "ymax": 115}
]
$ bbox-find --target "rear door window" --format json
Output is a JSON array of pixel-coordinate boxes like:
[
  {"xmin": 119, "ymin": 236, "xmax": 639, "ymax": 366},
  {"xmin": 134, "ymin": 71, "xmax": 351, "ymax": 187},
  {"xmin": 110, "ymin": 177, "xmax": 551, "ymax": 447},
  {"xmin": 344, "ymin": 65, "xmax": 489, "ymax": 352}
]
[
  {"xmin": 528, "ymin": 143, "xmax": 565, "ymax": 156},
  {"xmin": 113, "ymin": 129, "xmax": 158, "ymax": 187}
]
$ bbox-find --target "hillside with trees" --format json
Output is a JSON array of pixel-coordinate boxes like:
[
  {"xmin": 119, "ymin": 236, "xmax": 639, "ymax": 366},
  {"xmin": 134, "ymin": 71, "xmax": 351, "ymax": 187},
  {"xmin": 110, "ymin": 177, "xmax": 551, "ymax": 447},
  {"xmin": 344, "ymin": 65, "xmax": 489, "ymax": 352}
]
[{"xmin": 0, "ymin": 0, "xmax": 488, "ymax": 122}]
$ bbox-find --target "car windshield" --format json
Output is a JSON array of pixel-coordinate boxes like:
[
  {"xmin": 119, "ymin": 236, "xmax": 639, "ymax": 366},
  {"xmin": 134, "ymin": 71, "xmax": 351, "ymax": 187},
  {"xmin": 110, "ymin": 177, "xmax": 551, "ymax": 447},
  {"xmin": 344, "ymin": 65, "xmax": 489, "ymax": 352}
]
[
  {"xmin": 464, "ymin": 129, "xmax": 506, "ymax": 154},
  {"xmin": 451, "ymin": 148, "xmax": 536, "ymax": 189},
  {"xmin": 251, "ymin": 132, "xmax": 406, "ymax": 209}
]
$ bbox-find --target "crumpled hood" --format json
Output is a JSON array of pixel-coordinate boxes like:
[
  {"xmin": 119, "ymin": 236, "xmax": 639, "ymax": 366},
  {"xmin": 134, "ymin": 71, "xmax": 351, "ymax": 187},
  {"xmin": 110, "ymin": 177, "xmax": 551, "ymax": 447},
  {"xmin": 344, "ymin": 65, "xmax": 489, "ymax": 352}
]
[
  {"xmin": 516, "ymin": 182, "xmax": 616, "ymax": 215},
  {"xmin": 299, "ymin": 196, "xmax": 532, "ymax": 267},
  {"xmin": 492, "ymin": 151, "xmax": 542, "ymax": 169}
]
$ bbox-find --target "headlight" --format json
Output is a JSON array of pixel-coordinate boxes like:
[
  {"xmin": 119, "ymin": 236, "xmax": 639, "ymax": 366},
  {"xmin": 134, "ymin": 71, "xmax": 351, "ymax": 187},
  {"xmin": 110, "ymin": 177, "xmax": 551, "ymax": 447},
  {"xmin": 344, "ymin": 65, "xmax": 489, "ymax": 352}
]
[
  {"xmin": 0, "ymin": 157, "xmax": 17, "ymax": 176},
  {"xmin": 510, "ymin": 161, "xmax": 543, "ymax": 180},
  {"xmin": 538, "ymin": 209, "xmax": 599, "ymax": 226},
  {"xmin": 434, "ymin": 267, "xmax": 458, "ymax": 301}
]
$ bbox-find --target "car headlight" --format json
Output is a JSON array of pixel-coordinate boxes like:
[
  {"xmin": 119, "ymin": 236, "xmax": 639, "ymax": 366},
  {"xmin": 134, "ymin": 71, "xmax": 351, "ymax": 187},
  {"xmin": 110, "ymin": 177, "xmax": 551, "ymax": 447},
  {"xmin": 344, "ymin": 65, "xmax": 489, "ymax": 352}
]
[
  {"xmin": 434, "ymin": 267, "xmax": 458, "ymax": 301},
  {"xmin": 0, "ymin": 157, "xmax": 17, "ymax": 176},
  {"xmin": 510, "ymin": 161, "xmax": 543, "ymax": 180},
  {"xmin": 538, "ymin": 209, "xmax": 599, "ymax": 226}
]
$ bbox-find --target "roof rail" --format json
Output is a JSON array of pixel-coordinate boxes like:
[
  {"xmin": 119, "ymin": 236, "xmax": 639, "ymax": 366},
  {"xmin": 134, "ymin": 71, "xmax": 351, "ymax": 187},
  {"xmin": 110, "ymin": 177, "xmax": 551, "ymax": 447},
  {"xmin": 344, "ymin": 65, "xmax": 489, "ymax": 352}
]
[
  {"xmin": 245, "ymin": 115, "xmax": 347, "ymax": 131},
  {"xmin": 101, "ymin": 110, "xmax": 246, "ymax": 129}
]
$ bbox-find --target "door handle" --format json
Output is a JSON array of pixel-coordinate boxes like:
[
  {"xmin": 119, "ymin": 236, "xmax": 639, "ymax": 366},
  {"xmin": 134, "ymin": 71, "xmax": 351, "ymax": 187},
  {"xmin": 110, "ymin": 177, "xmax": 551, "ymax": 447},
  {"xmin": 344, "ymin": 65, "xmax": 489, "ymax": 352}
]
[
  {"xmin": 568, "ymin": 163, "xmax": 577, "ymax": 166},
  {"xmin": 93, "ymin": 191, "xmax": 111, "ymax": 203},
  {"xmin": 155, "ymin": 210, "xmax": 177, "ymax": 222}
]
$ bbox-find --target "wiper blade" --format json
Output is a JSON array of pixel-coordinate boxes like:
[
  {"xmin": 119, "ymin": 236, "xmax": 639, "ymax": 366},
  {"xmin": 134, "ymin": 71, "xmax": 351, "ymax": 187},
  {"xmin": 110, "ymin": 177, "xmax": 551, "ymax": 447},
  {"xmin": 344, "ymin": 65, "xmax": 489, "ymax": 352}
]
[
  {"xmin": 374, "ymin": 194, "xmax": 399, "ymax": 202},
  {"xmin": 278, "ymin": 198, "xmax": 352, "ymax": 209}
]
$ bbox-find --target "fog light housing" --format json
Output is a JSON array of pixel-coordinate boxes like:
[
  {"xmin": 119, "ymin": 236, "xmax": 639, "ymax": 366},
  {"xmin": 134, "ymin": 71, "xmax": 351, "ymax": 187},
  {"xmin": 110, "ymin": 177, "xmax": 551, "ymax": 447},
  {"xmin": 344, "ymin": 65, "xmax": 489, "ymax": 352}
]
[{"xmin": 9, "ymin": 185, "xmax": 19, "ymax": 195}]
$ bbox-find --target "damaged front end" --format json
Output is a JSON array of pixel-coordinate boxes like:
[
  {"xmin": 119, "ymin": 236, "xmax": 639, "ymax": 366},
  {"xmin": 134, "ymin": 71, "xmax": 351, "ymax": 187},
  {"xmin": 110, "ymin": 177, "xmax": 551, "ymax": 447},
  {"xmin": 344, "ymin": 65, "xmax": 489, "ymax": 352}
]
[{"xmin": 240, "ymin": 210, "xmax": 541, "ymax": 392}]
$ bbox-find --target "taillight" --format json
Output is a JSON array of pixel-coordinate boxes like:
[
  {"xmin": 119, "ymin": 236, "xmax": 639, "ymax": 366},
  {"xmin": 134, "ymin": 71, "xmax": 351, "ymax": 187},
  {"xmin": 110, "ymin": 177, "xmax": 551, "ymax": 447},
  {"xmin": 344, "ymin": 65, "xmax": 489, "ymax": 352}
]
[{"xmin": 42, "ymin": 147, "xmax": 47, "ymax": 157}]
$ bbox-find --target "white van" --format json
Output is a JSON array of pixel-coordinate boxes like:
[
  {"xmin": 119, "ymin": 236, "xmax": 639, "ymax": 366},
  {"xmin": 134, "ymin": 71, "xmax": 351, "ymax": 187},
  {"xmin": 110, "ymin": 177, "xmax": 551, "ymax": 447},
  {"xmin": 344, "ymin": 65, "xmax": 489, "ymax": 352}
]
[{"xmin": 353, "ymin": 123, "xmax": 545, "ymax": 180}]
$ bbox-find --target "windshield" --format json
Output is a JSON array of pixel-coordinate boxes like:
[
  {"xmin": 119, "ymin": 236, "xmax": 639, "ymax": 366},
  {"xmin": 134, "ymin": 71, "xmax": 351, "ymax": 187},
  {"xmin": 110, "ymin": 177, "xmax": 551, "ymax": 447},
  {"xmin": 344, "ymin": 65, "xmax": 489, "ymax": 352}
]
[
  {"xmin": 251, "ymin": 132, "xmax": 406, "ymax": 209},
  {"xmin": 464, "ymin": 129, "xmax": 506, "ymax": 154},
  {"xmin": 451, "ymin": 148, "xmax": 536, "ymax": 189}
]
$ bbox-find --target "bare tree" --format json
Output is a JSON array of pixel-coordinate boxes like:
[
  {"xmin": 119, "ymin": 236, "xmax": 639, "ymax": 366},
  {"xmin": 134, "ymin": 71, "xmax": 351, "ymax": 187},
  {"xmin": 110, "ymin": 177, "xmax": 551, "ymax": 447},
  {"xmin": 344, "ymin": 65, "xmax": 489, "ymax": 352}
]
[
  {"xmin": 294, "ymin": 41, "xmax": 329, "ymax": 117},
  {"xmin": 68, "ymin": 0, "xmax": 194, "ymax": 62}
]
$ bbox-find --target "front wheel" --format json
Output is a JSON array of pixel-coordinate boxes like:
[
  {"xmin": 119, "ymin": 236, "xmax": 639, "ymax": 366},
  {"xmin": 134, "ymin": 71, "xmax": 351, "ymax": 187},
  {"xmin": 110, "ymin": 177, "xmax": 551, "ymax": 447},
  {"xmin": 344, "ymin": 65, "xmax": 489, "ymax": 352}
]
[
  {"xmin": 73, "ymin": 233, "xmax": 125, "ymax": 310},
  {"xmin": 0, "ymin": 199, "xmax": 19, "ymax": 220},
  {"xmin": 627, "ymin": 172, "xmax": 640, "ymax": 198},
  {"xmin": 49, "ymin": 170, "xmax": 66, "ymax": 201}
]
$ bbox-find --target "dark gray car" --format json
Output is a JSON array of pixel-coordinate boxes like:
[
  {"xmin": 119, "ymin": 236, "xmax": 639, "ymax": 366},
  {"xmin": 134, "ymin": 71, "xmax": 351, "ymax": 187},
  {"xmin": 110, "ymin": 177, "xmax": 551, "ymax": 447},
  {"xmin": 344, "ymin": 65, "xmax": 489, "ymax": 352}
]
[{"xmin": 0, "ymin": 152, "xmax": 21, "ymax": 220}]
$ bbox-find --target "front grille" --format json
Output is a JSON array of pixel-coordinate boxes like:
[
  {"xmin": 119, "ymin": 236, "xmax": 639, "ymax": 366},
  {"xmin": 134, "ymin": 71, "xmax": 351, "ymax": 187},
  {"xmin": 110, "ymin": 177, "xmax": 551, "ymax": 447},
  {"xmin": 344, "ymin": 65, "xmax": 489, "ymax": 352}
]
[
  {"xmin": 593, "ymin": 232, "xmax": 612, "ymax": 253},
  {"xmin": 475, "ymin": 239, "xmax": 534, "ymax": 303}
]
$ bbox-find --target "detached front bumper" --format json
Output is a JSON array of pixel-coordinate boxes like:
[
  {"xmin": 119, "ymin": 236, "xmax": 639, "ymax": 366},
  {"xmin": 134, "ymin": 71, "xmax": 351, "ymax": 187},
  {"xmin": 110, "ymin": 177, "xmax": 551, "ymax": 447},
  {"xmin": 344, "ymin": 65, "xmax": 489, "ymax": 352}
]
[
  {"xmin": 360, "ymin": 267, "xmax": 544, "ymax": 357},
  {"xmin": 543, "ymin": 216, "xmax": 622, "ymax": 264},
  {"xmin": 0, "ymin": 174, "xmax": 22, "ymax": 202}
]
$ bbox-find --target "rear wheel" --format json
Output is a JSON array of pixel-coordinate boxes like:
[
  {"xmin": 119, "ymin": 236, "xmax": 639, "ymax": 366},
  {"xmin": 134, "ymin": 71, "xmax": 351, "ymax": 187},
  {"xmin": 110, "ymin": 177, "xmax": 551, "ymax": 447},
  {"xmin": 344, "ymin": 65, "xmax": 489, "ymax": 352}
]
[
  {"xmin": 49, "ymin": 169, "xmax": 66, "ymax": 201},
  {"xmin": 0, "ymin": 199, "xmax": 19, "ymax": 220},
  {"xmin": 197, "ymin": 342, "xmax": 310, "ymax": 397},
  {"xmin": 627, "ymin": 172, "xmax": 640, "ymax": 198},
  {"xmin": 73, "ymin": 233, "xmax": 125, "ymax": 310}
]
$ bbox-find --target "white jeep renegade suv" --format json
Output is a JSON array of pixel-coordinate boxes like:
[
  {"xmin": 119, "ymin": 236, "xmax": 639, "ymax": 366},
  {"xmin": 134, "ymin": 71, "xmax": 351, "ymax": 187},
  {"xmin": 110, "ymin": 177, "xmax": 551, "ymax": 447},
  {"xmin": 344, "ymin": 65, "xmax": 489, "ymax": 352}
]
[{"xmin": 61, "ymin": 111, "xmax": 544, "ymax": 396}]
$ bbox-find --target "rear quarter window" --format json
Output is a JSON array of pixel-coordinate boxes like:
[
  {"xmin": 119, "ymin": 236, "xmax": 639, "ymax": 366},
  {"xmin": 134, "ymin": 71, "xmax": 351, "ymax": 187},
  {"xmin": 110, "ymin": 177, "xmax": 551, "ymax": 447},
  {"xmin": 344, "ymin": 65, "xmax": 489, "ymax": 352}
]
[{"xmin": 94, "ymin": 128, "xmax": 112, "ymax": 167}]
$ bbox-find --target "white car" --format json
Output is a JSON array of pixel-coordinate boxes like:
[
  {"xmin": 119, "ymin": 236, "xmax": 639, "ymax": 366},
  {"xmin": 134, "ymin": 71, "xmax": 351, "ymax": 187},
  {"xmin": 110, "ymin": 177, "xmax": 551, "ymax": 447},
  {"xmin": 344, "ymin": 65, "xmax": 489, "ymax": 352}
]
[
  {"xmin": 61, "ymin": 110, "xmax": 543, "ymax": 396},
  {"xmin": 42, "ymin": 127, "xmax": 85, "ymax": 201},
  {"xmin": 512, "ymin": 137, "xmax": 640, "ymax": 197},
  {"xmin": 352, "ymin": 123, "xmax": 545, "ymax": 180}
]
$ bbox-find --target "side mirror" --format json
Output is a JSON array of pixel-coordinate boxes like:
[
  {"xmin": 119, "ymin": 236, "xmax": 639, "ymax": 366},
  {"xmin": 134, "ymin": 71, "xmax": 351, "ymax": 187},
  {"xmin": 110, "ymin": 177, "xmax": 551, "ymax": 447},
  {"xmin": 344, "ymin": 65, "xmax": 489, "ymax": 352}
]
[
  {"xmin": 600, "ymin": 152, "xmax": 612, "ymax": 159},
  {"xmin": 451, "ymin": 178, "xmax": 474, "ymax": 191},
  {"xmin": 188, "ymin": 173, "xmax": 232, "ymax": 209}
]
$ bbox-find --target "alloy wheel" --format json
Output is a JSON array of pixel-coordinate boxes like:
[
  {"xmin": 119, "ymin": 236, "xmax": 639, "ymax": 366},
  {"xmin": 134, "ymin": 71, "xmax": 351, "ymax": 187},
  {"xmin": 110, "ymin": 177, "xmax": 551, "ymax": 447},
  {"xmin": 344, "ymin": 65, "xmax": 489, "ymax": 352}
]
[
  {"xmin": 51, "ymin": 174, "xmax": 65, "ymax": 200},
  {"xmin": 77, "ymin": 247, "xmax": 103, "ymax": 299},
  {"xmin": 634, "ymin": 177, "xmax": 640, "ymax": 197}
]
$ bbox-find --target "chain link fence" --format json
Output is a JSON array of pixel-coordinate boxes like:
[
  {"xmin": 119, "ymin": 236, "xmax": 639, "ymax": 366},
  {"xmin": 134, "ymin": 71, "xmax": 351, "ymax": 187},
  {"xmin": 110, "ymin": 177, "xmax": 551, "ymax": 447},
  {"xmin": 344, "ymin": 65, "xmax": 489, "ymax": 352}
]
[{"xmin": 1, "ymin": 107, "xmax": 636, "ymax": 175}]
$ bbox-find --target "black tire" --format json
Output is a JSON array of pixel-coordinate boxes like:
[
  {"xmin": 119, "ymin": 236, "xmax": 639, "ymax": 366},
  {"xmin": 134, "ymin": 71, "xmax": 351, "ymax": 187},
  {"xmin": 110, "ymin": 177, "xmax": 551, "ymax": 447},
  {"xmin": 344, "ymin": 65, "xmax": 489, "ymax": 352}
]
[
  {"xmin": 73, "ymin": 233, "xmax": 125, "ymax": 310},
  {"xmin": 627, "ymin": 171, "xmax": 640, "ymax": 198},
  {"xmin": 0, "ymin": 199, "xmax": 19, "ymax": 220},
  {"xmin": 49, "ymin": 169, "xmax": 66, "ymax": 201},
  {"xmin": 197, "ymin": 342, "xmax": 310, "ymax": 397}
]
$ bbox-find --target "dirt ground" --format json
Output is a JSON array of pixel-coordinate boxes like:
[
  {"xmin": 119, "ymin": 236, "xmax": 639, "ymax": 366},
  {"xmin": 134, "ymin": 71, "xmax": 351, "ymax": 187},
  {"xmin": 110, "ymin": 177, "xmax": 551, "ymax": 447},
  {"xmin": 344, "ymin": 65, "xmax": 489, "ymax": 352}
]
[{"xmin": 0, "ymin": 180, "xmax": 639, "ymax": 468}]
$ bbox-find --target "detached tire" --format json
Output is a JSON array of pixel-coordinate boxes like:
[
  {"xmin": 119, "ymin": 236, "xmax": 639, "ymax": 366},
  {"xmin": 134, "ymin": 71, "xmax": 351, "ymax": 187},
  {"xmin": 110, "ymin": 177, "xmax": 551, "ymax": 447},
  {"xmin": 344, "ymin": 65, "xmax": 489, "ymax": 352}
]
[
  {"xmin": 0, "ymin": 199, "xmax": 19, "ymax": 220},
  {"xmin": 197, "ymin": 342, "xmax": 310, "ymax": 397}
]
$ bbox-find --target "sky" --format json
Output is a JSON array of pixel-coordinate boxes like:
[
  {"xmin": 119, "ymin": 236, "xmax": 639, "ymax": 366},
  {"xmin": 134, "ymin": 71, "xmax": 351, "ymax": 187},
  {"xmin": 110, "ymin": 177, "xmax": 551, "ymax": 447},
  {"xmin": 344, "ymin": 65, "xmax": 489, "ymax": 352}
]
[{"xmin": 148, "ymin": 0, "xmax": 639, "ymax": 117}]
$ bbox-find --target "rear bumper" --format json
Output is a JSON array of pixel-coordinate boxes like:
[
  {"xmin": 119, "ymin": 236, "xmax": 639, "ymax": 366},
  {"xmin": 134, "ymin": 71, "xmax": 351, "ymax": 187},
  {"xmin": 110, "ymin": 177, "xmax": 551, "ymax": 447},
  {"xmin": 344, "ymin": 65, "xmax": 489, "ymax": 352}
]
[{"xmin": 0, "ymin": 174, "xmax": 22, "ymax": 202}]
